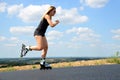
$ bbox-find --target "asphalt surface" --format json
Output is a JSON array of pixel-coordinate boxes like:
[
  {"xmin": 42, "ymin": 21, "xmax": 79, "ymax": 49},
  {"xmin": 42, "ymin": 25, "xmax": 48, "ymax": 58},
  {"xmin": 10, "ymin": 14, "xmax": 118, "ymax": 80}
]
[{"xmin": 0, "ymin": 64, "xmax": 120, "ymax": 80}]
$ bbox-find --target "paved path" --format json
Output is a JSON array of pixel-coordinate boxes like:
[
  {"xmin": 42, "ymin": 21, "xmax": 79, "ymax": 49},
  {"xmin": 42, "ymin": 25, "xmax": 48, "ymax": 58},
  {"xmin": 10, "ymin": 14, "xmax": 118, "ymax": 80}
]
[{"xmin": 0, "ymin": 64, "xmax": 120, "ymax": 80}]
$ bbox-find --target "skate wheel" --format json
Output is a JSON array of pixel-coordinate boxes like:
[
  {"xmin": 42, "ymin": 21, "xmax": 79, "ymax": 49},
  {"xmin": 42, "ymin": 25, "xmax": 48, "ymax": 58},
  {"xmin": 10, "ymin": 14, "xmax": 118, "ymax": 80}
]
[
  {"xmin": 49, "ymin": 67, "xmax": 52, "ymax": 69},
  {"xmin": 40, "ymin": 67, "xmax": 52, "ymax": 70}
]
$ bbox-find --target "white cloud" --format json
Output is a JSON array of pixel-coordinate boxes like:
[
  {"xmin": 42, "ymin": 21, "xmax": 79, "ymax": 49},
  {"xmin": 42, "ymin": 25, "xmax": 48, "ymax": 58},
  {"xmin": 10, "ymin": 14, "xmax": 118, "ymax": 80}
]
[
  {"xmin": 66, "ymin": 27, "xmax": 100, "ymax": 42},
  {"xmin": 80, "ymin": 6, "xmax": 84, "ymax": 11},
  {"xmin": 67, "ymin": 42, "xmax": 82, "ymax": 49},
  {"xmin": 6, "ymin": 37, "xmax": 23, "ymax": 47},
  {"xmin": 18, "ymin": 4, "xmax": 50, "ymax": 22},
  {"xmin": 112, "ymin": 35, "xmax": 120, "ymax": 40},
  {"xmin": 9, "ymin": 37, "xmax": 19, "ymax": 42},
  {"xmin": 0, "ymin": 36, "xmax": 6, "ymax": 41},
  {"xmin": 111, "ymin": 29, "xmax": 120, "ymax": 40},
  {"xmin": 10, "ymin": 26, "xmax": 35, "ymax": 35},
  {"xmin": 111, "ymin": 29, "xmax": 120, "ymax": 34},
  {"xmin": 66, "ymin": 27, "xmax": 93, "ymax": 34},
  {"xmin": 0, "ymin": 36, "xmax": 20, "ymax": 47},
  {"xmin": 80, "ymin": 0, "xmax": 109, "ymax": 8},
  {"xmin": 4, "ymin": 44, "xmax": 17, "ymax": 47},
  {"xmin": 56, "ymin": 6, "xmax": 88, "ymax": 24},
  {"xmin": 80, "ymin": 0, "xmax": 85, "ymax": 4},
  {"xmin": 7, "ymin": 4, "xmax": 23, "ymax": 15},
  {"xmin": 89, "ymin": 44, "xmax": 97, "ymax": 47},
  {"xmin": 47, "ymin": 30, "xmax": 63, "ymax": 41},
  {"xmin": 6, "ymin": 4, "xmax": 88, "ymax": 24},
  {"xmin": 100, "ymin": 43, "xmax": 120, "ymax": 51},
  {"xmin": 0, "ymin": 36, "xmax": 19, "ymax": 42},
  {"xmin": 0, "ymin": 2, "xmax": 7, "ymax": 12}
]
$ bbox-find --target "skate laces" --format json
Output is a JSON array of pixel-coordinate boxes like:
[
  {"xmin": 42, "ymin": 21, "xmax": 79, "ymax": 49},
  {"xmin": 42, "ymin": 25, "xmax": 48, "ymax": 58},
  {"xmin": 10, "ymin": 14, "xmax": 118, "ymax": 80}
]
[
  {"xmin": 26, "ymin": 46, "xmax": 32, "ymax": 51},
  {"xmin": 23, "ymin": 48, "xmax": 29, "ymax": 56},
  {"xmin": 21, "ymin": 44, "xmax": 30, "ymax": 57},
  {"xmin": 40, "ymin": 60, "xmax": 50, "ymax": 67},
  {"xmin": 44, "ymin": 62, "xmax": 50, "ymax": 67},
  {"xmin": 40, "ymin": 59, "xmax": 45, "ymax": 65}
]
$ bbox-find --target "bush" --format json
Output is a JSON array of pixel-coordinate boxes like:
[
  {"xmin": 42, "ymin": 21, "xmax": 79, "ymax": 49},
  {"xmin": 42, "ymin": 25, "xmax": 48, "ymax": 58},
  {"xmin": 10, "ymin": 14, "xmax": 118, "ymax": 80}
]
[{"xmin": 107, "ymin": 51, "xmax": 120, "ymax": 64}]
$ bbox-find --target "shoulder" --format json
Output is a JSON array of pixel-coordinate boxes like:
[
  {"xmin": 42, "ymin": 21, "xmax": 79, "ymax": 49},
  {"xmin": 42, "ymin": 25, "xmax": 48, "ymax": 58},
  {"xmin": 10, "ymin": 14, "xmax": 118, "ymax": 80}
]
[{"xmin": 44, "ymin": 14, "xmax": 51, "ymax": 20}]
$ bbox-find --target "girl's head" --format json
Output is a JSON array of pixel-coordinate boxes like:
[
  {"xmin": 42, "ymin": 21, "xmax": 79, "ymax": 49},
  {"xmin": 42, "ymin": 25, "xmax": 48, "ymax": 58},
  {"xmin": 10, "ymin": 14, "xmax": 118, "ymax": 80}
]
[{"xmin": 46, "ymin": 6, "xmax": 56, "ymax": 16}]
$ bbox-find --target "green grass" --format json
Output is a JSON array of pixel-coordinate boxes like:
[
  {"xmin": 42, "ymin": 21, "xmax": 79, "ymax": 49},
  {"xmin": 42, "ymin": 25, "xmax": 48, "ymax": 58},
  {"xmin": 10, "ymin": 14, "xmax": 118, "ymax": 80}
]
[
  {"xmin": 1, "ymin": 67, "xmax": 17, "ymax": 72},
  {"xmin": 0, "ymin": 52, "xmax": 120, "ymax": 72},
  {"xmin": 32, "ymin": 65, "xmax": 37, "ymax": 69},
  {"xmin": 107, "ymin": 51, "xmax": 120, "ymax": 64}
]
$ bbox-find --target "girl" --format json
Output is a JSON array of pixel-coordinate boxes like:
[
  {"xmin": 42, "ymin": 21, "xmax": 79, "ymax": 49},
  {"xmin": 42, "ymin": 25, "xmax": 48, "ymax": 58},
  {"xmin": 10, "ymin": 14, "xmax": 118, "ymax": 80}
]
[{"xmin": 21, "ymin": 6, "xmax": 59, "ymax": 68}]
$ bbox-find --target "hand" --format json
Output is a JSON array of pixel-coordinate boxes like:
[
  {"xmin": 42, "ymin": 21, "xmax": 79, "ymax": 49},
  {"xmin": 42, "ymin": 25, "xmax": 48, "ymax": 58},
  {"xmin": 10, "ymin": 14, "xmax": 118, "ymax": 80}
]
[{"xmin": 55, "ymin": 20, "xmax": 60, "ymax": 23}]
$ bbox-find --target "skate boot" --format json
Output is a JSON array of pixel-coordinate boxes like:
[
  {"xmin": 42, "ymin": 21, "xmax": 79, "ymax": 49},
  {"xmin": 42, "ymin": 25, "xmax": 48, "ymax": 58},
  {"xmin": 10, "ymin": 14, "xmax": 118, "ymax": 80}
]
[
  {"xmin": 20, "ymin": 44, "xmax": 29, "ymax": 57},
  {"xmin": 40, "ymin": 59, "xmax": 52, "ymax": 70},
  {"xmin": 20, "ymin": 44, "xmax": 25, "ymax": 57}
]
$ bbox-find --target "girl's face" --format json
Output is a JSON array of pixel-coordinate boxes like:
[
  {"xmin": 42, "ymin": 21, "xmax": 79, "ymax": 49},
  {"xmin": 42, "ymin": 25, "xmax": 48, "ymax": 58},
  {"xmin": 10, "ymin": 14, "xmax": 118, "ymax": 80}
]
[{"xmin": 50, "ymin": 9, "xmax": 56, "ymax": 16}]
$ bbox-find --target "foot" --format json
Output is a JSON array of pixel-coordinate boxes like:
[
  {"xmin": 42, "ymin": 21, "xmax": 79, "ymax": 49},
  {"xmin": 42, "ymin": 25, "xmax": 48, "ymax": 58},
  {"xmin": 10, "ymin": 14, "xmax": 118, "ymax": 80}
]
[
  {"xmin": 40, "ymin": 59, "xmax": 51, "ymax": 68},
  {"xmin": 23, "ymin": 47, "xmax": 29, "ymax": 56},
  {"xmin": 20, "ymin": 44, "xmax": 29, "ymax": 57},
  {"xmin": 40, "ymin": 59, "xmax": 45, "ymax": 65},
  {"xmin": 20, "ymin": 44, "xmax": 25, "ymax": 57},
  {"xmin": 40, "ymin": 62, "xmax": 52, "ymax": 70}
]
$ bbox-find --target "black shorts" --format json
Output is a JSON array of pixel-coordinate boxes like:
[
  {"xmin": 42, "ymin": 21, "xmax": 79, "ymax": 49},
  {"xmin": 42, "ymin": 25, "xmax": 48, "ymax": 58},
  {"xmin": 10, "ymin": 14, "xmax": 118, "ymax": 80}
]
[{"xmin": 34, "ymin": 30, "xmax": 45, "ymax": 37}]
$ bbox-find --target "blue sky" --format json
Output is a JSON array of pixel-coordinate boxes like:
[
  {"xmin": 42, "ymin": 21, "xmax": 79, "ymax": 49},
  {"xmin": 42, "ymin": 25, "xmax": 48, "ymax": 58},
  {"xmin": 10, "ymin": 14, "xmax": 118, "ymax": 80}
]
[{"xmin": 0, "ymin": 0, "xmax": 120, "ymax": 58}]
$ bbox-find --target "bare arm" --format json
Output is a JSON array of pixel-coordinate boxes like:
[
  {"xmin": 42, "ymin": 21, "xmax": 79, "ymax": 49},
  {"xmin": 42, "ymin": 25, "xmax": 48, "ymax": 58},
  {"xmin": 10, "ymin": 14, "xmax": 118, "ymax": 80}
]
[{"xmin": 44, "ymin": 15, "xmax": 59, "ymax": 27}]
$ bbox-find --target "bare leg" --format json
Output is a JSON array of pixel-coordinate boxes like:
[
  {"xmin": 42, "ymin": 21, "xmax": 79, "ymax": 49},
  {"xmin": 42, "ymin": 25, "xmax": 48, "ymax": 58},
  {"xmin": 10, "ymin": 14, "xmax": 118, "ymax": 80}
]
[
  {"xmin": 41, "ymin": 37, "xmax": 48, "ymax": 58},
  {"xmin": 30, "ymin": 36, "xmax": 44, "ymax": 51},
  {"xmin": 21, "ymin": 35, "xmax": 48, "ymax": 58},
  {"xmin": 29, "ymin": 36, "xmax": 48, "ymax": 58}
]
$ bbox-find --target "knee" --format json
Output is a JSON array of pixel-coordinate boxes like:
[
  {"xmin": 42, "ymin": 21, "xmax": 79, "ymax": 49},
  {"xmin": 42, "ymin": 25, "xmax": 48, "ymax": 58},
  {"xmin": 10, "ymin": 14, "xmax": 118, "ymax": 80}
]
[
  {"xmin": 44, "ymin": 46, "xmax": 48, "ymax": 51},
  {"xmin": 46, "ymin": 46, "xmax": 48, "ymax": 49},
  {"xmin": 37, "ymin": 47, "xmax": 43, "ymax": 51},
  {"xmin": 42, "ymin": 46, "xmax": 48, "ymax": 52},
  {"xmin": 37, "ymin": 46, "xmax": 48, "ymax": 51}
]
